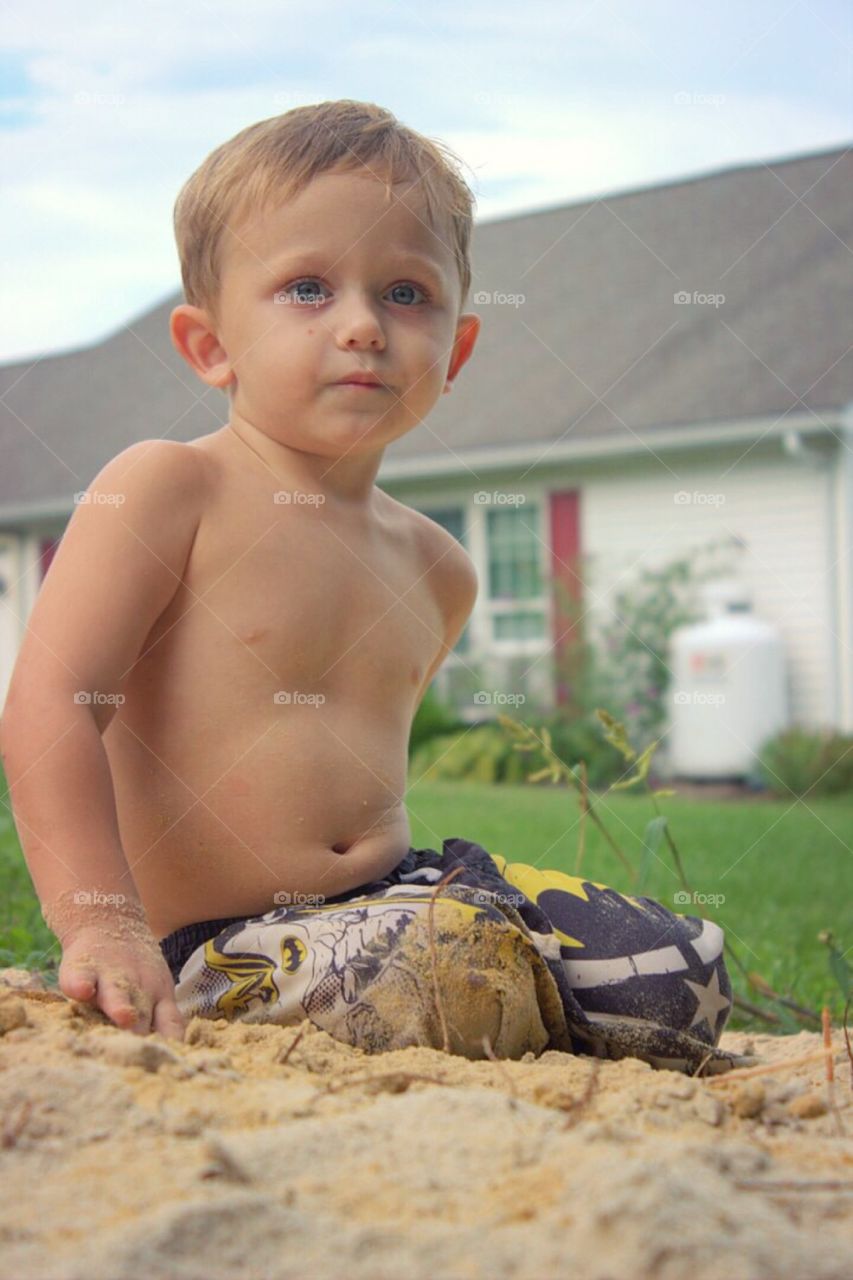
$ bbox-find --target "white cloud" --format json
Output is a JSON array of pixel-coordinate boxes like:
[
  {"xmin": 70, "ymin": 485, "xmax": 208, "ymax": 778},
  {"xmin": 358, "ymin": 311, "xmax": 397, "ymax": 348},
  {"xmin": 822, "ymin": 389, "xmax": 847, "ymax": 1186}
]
[{"xmin": 1, "ymin": 0, "xmax": 849, "ymax": 361}]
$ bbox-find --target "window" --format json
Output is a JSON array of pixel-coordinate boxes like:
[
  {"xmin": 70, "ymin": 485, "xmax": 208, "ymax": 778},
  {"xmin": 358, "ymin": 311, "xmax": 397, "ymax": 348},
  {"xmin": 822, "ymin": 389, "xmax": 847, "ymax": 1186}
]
[{"xmin": 485, "ymin": 506, "xmax": 546, "ymax": 642}]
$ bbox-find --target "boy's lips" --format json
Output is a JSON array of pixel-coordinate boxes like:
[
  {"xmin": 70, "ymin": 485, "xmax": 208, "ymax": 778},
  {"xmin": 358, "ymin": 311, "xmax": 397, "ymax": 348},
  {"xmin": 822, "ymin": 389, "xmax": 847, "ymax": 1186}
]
[{"xmin": 332, "ymin": 371, "xmax": 389, "ymax": 389}]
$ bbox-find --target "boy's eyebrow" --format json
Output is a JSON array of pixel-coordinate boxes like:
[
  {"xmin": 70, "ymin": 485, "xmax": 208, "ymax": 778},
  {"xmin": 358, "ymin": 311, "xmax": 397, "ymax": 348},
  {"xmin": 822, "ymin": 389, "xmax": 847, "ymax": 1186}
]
[{"xmin": 267, "ymin": 246, "xmax": 447, "ymax": 279}]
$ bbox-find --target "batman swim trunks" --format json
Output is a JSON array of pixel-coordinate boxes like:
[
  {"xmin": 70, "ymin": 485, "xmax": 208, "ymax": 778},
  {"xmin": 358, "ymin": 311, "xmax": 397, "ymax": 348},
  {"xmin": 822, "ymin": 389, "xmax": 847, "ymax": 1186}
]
[{"xmin": 159, "ymin": 836, "xmax": 742, "ymax": 1074}]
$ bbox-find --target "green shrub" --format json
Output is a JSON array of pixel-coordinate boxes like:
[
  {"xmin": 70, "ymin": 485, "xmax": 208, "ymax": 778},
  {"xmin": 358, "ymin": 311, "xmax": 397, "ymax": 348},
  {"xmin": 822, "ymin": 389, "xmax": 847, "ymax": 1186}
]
[
  {"xmin": 408, "ymin": 686, "xmax": 466, "ymax": 758},
  {"xmin": 408, "ymin": 713, "xmax": 625, "ymax": 788},
  {"xmin": 757, "ymin": 727, "xmax": 853, "ymax": 797},
  {"xmin": 409, "ymin": 724, "xmax": 519, "ymax": 784},
  {"xmin": 555, "ymin": 536, "xmax": 741, "ymax": 743},
  {"xmin": 538, "ymin": 711, "xmax": 628, "ymax": 788}
]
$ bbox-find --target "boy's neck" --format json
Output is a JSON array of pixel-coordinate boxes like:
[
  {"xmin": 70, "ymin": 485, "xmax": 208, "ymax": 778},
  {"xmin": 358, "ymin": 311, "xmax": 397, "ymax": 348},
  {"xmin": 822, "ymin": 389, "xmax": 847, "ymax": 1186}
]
[{"xmin": 224, "ymin": 413, "xmax": 385, "ymax": 511}]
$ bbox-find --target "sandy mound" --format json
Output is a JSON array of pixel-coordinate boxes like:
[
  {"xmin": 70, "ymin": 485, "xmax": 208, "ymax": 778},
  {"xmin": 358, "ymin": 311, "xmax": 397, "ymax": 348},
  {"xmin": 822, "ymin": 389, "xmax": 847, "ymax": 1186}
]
[{"xmin": 0, "ymin": 981, "xmax": 850, "ymax": 1280}]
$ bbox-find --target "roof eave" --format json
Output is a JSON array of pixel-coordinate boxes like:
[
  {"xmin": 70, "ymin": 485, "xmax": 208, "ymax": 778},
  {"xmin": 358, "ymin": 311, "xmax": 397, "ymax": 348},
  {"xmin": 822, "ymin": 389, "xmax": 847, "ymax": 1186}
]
[
  {"xmin": 378, "ymin": 409, "xmax": 845, "ymax": 482},
  {"xmin": 0, "ymin": 408, "xmax": 847, "ymax": 524}
]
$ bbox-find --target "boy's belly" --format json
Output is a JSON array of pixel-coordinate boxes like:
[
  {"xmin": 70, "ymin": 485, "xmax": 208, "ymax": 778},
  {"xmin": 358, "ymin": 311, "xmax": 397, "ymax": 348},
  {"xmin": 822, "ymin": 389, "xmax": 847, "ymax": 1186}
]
[{"xmin": 103, "ymin": 700, "xmax": 416, "ymax": 938}]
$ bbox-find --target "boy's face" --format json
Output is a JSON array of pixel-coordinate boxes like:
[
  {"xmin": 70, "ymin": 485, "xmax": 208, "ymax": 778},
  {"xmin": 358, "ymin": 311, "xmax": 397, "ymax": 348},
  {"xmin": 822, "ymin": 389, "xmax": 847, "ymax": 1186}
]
[{"xmin": 173, "ymin": 166, "xmax": 480, "ymax": 461}]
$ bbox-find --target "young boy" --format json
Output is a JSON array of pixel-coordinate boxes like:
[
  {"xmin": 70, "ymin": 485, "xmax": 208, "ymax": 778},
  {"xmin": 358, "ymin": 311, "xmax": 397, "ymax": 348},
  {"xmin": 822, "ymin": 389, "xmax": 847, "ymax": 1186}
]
[{"xmin": 1, "ymin": 101, "xmax": 738, "ymax": 1072}]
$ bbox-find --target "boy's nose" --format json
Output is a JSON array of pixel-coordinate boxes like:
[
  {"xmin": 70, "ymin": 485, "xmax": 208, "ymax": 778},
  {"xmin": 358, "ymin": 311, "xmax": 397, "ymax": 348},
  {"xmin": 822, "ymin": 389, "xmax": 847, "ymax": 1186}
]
[{"xmin": 334, "ymin": 295, "xmax": 386, "ymax": 350}]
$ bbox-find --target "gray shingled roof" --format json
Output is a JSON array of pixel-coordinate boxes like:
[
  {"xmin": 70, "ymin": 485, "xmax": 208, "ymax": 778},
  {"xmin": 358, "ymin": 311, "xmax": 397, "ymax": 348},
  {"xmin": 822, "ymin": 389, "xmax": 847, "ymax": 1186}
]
[{"xmin": 1, "ymin": 144, "xmax": 850, "ymax": 514}]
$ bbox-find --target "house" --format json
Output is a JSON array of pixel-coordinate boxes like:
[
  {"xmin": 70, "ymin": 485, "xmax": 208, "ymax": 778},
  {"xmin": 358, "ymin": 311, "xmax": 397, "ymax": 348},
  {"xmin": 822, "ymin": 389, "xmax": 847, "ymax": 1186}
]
[{"xmin": 1, "ymin": 145, "xmax": 851, "ymax": 742}]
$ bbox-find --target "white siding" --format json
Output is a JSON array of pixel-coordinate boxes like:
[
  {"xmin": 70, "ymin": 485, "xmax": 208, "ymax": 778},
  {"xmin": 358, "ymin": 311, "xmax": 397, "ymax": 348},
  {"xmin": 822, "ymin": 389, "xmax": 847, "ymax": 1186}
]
[
  {"xmin": 577, "ymin": 445, "xmax": 836, "ymax": 728},
  {"xmin": 0, "ymin": 532, "xmax": 42, "ymax": 713},
  {"xmin": 384, "ymin": 443, "xmax": 842, "ymax": 729}
]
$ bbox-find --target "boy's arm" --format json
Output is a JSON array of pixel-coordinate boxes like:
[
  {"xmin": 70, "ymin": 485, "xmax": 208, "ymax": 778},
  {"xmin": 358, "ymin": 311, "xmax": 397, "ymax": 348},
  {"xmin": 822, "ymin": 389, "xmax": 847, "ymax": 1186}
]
[
  {"xmin": 0, "ymin": 439, "xmax": 204, "ymax": 1036},
  {"xmin": 414, "ymin": 531, "xmax": 479, "ymax": 707}
]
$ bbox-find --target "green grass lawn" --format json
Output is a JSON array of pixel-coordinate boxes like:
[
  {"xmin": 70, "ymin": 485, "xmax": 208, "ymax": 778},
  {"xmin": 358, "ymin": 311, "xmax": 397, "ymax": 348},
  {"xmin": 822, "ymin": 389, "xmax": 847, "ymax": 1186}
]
[
  {"xmin": 2, "ymin": 767, "xmax": 851, "ymax": 1032},
  {"xmin": 405, "ymin": 778, "xmax": 853, "ymax": 1031}
]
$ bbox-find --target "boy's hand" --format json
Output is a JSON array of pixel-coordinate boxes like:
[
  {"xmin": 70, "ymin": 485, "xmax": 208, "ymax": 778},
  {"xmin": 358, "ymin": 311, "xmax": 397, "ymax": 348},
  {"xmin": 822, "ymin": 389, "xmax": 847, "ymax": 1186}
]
[{"xmin": 57, "ymin": 924, "xmax": 187, "ymax": 1041}]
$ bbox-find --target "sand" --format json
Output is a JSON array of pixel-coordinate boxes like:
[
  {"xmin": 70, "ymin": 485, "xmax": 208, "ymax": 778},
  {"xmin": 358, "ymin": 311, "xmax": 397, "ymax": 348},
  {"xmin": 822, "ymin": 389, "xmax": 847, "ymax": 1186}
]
[{"xmin": 0, "ymin": 977, "xmax": 850, "ymax": 1280}]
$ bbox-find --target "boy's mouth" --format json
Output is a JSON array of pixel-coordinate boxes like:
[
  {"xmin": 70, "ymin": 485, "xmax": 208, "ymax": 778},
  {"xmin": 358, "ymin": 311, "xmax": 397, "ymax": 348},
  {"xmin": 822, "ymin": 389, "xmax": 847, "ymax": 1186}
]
[{"xmin": 332, "ymin": 371, "xmax": 387, "ymax": 389}]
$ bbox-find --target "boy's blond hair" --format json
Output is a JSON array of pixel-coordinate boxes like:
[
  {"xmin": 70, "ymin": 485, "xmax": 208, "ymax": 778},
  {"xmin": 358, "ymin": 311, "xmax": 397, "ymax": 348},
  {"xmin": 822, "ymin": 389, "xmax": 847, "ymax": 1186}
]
[{"xmin": 173, "ymin": 99, "xmax": 477, "ymax": 325}]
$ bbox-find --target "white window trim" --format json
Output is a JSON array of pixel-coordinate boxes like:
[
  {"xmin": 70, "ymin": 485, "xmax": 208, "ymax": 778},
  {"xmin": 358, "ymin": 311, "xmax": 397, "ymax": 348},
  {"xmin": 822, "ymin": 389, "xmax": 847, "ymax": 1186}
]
[{"xmin": 408, "ymin": 482, "xmax": 555, "ymax": 662}]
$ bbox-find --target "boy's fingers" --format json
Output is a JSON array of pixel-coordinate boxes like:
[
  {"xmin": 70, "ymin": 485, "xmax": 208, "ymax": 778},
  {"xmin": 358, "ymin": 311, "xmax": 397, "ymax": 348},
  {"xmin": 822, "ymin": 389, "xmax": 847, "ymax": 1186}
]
[
  {"xmin": 153, "ymin": 996, "xmax": 186, "ymax": 1042},
  {"xmin": 58, "ymin": 958, "xmax": 98, "ymax": 1002},
  {"xmin": 97, "ymin": 977, "xmax": 153, "ymax": 1033}
]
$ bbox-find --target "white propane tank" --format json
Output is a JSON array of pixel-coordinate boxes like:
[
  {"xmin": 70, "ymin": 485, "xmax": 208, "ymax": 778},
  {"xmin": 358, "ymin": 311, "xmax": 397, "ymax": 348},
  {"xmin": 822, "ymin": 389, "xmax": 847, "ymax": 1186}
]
[{"xmin": 668, "ymin": 580, "xmax": 788, "ymax": 779}]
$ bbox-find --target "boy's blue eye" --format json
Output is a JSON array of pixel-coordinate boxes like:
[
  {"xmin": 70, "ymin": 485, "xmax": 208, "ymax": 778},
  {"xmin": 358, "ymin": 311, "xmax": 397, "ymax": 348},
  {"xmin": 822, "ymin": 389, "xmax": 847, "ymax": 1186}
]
[
  {"xmin": 276, "ymin": 278, "xmax": 429, "ymax": 306},
  {"xmin": 286, "ymin": 279, "xmax": 327, "ymax": 305},
  {"xmin": 387, "ymin": 282, "xmax": 427, "ymax": 305}
]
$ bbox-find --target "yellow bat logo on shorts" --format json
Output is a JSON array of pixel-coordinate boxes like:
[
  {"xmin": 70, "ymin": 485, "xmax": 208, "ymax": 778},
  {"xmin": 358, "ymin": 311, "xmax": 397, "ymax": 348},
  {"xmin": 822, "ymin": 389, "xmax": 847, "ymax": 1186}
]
[{"xmin": 281, "ymin": 935, "xmax": 307, "ymax": 973}]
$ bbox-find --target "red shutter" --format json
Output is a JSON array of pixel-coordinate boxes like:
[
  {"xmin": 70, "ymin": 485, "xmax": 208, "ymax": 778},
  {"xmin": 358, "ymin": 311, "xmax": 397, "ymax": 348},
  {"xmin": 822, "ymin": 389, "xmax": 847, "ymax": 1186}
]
[{"xmin": 548, "ymin": 491, "xmax": 582, "ymax": 707}]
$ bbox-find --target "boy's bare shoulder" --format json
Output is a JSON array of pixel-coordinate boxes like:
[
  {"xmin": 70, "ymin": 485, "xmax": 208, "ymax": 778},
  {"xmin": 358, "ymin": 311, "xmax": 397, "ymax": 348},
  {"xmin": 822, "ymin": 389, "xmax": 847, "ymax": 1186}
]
[
  {"xmin": 378, "ymin": 490, "xmax": 478, "ymax": 605},
  {"xmin": 90, "ymin": 437, "xmax": 211, "ymax": 494},
  {"xmin": 83, "ymin": 436, "xmax": 213, "ymax": 535}
]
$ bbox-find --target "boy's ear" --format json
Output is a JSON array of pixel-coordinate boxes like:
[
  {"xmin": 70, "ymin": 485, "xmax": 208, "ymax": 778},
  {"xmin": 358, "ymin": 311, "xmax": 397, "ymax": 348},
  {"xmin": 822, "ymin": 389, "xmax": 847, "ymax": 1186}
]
[
  {"xmin": 443, "ymin": 312, "xmax": 481, "ymax": 394},
  {"xmin": 169, "ymin": 304, "xmax": 235, "ymax": 390}
]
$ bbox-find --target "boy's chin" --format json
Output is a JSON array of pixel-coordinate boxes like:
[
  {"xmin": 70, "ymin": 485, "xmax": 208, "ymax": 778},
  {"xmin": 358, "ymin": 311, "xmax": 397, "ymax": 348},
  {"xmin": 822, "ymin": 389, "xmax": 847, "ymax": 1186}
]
[
  {"xmin": 250, "ymin": 404, "xmax": 429, "ymax": 455},
  {"xmin": 316, "ymin": 414, "xmax": 423, "ymax": 452}
]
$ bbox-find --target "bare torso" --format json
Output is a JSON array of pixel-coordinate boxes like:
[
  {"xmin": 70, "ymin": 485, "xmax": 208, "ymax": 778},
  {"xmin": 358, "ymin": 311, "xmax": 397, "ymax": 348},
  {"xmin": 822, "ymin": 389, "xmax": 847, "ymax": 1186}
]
[{"xmin": 102, "ymin": 429, "xmax": 449, "ymax": 938}]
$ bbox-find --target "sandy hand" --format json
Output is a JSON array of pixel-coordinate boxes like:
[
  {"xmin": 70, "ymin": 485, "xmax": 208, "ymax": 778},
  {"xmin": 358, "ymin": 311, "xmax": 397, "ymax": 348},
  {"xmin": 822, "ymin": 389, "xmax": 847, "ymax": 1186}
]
[
  {"xmin": 47, "ymin": 895, "xmax": 186, "ymax": 1040},
  {"xmin": 58, "ymin": 929, "xmax": 186, "ymax": 1039}
]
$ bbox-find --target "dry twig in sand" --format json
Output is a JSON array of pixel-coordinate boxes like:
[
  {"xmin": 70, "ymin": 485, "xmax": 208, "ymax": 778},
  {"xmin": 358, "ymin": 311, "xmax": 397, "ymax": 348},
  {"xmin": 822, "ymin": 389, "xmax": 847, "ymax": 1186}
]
[
  {"xmin": 692, "ymin": 1050, "xmax": 714, "ymax": 1077},
  {"xmin": 823, "ymin": 1006, "xmax": 847, "ymax": 1136},
  {"xmin": 275, "ymin": 1025, "xmax": 307, "ymax": 1066},
  {"xmin": 562, "ymin": 1059, "xmax": 601, "ymax": 1130},
  {"xmin": 481, "ymin": 1034, "xmax": 519, "ymax": 1108},
  {"xmin": 427, "ymin": 864, "xmax": 466, "ymax": 1054},
  {"xmin": 707, "ymin": 1048, "xmax": 846, "ymax": 1084}
]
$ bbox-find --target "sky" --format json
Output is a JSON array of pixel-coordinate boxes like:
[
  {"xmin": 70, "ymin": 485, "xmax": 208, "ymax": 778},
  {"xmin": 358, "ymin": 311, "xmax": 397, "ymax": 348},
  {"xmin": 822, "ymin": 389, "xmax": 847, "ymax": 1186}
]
[{"xmin": 0, "ymin": 0, "xmax": 851, "ymax": 364}]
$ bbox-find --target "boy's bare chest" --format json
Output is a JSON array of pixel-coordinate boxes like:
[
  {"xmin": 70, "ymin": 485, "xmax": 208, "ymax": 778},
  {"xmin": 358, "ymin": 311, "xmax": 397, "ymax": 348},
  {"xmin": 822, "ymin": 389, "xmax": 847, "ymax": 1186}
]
[{"xmin": 162, "ymin": 482, "xmax": 443, "ymax": 695}]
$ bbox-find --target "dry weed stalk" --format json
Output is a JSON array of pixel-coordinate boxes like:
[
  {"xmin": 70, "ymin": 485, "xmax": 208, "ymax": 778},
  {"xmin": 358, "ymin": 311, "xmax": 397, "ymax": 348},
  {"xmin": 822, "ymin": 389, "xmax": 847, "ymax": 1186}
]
[
  {"xmin": 707, "ymin": 1048, "xmax": 845, "ymax": 1084},
  {"xmin": 275, "ymin": 1025, "xmax": 307, "ymax": 1066},
  {"xmin": 822, "ymin": 1006, "xmax": 847, "ymax": 1135},
  {"xmin": 561, "ymin": 1058, "xmax": 601, "ymax": 1130},
  {"xmin": 427, "ymin": 863, "xmax": 466, "ymax": 1054},
  {"xmin": 480, "ymin": 1034, "xmax": 519, "ymax": 1108}
]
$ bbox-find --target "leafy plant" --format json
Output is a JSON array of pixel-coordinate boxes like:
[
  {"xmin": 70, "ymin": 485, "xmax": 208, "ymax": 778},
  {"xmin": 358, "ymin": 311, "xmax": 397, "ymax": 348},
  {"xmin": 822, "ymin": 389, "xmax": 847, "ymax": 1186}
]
[
  {"xmin": 409, "ymin": 724, "xmax": 531, "ymax": 785},
  {"xmin": 408, "ymin": 686, "xmax": 466, "ymax": 758},
  {"xmin": 757, "ymin": 728, "xmax": 853, "ymax": 797},
  {"xmin": 535, "ymin": 711, "xmax": 626, "ymax": 788},
  {"xmin": 552, "ymin": 536, "xmax": 741, "ymax": 743}
]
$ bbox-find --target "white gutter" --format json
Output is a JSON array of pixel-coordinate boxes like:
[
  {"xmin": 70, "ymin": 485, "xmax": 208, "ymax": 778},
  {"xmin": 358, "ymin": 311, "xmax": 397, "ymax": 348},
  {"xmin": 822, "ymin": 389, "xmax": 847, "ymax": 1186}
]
[
  {"xmin": 0, "ymin": 497, "xmax": 75, "ymax": 526},
  {"xmin": 834, "ymin": 401, "xmax": 853, "ymax": 732},
  {"xmin": 378, "ymin": 409, "xmax": 836, "ymax": 481},
  {"xmin": 781, "ymin": 425, "xmax": 842, "ymax": 728}
]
